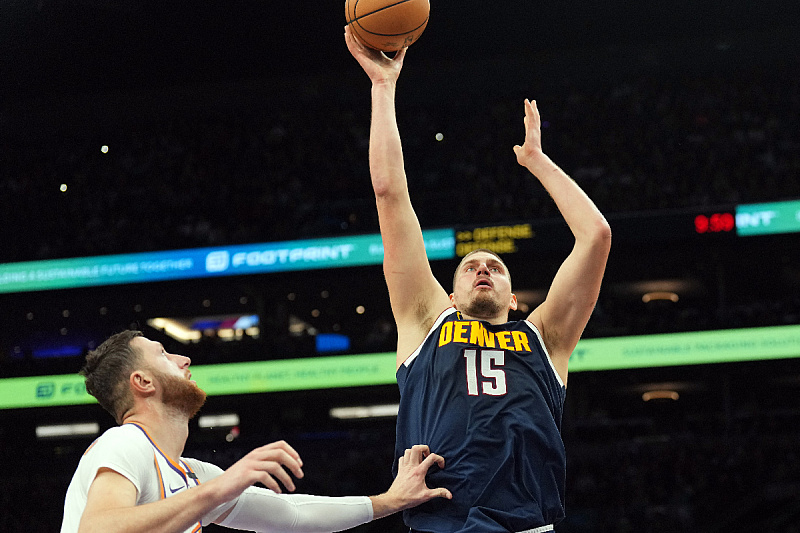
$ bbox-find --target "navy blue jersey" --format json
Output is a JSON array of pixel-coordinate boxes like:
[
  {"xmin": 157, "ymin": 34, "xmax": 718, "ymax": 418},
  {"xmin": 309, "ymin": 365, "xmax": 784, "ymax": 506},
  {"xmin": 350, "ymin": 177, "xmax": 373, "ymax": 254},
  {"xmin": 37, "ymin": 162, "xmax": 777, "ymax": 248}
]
[{"xmin": 394, "ymin": 308, "xmax": 567, "ymax": 533}]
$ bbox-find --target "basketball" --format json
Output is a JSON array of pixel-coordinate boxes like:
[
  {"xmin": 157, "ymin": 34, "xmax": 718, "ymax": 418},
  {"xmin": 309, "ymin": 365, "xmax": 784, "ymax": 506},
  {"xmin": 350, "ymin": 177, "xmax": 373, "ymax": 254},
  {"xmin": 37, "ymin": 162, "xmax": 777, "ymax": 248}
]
[{"xmin": 345, "ymin": 0, "xmax": 430, "ymax": 52}]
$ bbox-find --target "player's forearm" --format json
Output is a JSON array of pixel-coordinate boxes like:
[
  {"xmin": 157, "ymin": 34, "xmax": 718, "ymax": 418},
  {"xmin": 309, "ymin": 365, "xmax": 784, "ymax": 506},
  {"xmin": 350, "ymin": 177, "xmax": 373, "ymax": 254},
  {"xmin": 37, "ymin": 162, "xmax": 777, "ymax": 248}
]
[
  {"xmin": 523, "ymin": 152, "xmax": 611, "ymax": 243},
  {"xmin": 79, "ymin": 512, "xmax": 196, "ymax": 533},
  {"xmin": 216, "ymin": 487, "xmax": 373, "ymax": 532},
  {"xmin": 79, "ymin": 489, "xmax": 219, "ymax": 533},
  {"xmin": 369, "ymin": 81, "xmax": 407, "ymax": 199},
  {"xmin": 368, "ymin": 492, "xmax": 409, "ymax": 520}
]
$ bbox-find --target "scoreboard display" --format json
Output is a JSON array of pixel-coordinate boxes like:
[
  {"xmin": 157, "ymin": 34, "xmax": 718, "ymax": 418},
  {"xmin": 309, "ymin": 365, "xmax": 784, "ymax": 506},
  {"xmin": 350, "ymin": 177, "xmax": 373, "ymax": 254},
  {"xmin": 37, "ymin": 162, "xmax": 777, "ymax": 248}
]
[
  {"xmin": 454, "ymin": 204, "xmax": 755, "ymax": 257},
  {"xmin": 455, "ymin": 224, "xmax": 535, "ymax": 257}
]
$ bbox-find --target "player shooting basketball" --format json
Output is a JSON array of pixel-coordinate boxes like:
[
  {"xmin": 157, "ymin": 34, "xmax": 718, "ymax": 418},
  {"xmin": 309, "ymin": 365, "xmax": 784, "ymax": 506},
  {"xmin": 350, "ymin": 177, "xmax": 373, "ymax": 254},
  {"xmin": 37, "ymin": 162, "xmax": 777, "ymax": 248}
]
[{"xmin": 345, "ymin": 26, "xmax": 611, "ymax": 533}]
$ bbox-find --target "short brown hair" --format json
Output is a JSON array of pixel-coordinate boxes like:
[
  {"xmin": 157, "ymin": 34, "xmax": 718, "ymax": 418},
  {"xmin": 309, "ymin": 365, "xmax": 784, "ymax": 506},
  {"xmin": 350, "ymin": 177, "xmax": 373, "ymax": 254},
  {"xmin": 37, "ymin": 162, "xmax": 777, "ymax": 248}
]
[
  {"xmin": 452, "ymin": 248, "xmax": 511, "ymax": 290},
  {"xmin": 81, "ymin": 330, "xmax": 144, "ymax": 424}
]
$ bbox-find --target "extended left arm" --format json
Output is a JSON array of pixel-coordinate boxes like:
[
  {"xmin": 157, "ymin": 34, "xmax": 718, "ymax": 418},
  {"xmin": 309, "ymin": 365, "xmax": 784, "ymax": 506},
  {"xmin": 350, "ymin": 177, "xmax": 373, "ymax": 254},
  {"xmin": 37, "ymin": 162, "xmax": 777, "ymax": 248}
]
[
  {"xmin": 213, "ymin": 445, "xmax": 451, "ymax": 531},
  {"xmin": 516, "ymin": 100, "xmax": 612, "ymax": 384}
]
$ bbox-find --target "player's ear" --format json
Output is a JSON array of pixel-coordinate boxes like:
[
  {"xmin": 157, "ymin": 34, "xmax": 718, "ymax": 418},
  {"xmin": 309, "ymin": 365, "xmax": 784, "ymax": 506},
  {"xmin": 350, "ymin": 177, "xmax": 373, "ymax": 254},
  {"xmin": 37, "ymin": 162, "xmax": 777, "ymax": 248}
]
[
  {"xmin": 449, "ymin": 293, "xmax": 456, "ymax": 306},
  {"xmin": 130, "ymin": 370, "xmax": 155, "ymax": 395},
  {"xmin": 509, "ymin": 293, "xmax": 518, "ymax": 311}
]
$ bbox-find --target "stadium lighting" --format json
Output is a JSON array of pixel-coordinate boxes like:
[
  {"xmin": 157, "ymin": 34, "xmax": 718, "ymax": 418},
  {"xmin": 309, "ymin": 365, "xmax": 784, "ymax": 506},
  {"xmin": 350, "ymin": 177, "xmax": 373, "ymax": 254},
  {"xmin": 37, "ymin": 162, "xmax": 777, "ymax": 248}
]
[
  {"xmin": 642, "ymin": 291, "xmax": 679, "ymax": 303},
  {"xmin": 147, "ymin": 317, "xmax": 202, "ymax": 343},
  {"xmin": 642, "ymin": 390, "xmax": 680, "ymax": 402},
  {"xmin": 329, "ymin": 404, "xmax": 399, "ymax": 420},
  {"xmin": 36, "ymin": 422, "xmax": 100, "ymax": 439},
  {"xmin": 197, "ymin": 413, "xmax": 240, "ymax": 429}
]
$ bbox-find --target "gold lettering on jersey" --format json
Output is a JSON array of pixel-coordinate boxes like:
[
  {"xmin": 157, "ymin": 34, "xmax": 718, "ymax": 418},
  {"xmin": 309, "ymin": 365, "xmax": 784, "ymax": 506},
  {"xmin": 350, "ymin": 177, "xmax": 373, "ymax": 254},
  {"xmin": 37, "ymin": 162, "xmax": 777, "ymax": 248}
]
[
  {"xmin": 496, "ymin": 331, "xmax": 512, "ymax": 350},
  {"xmin": 439, "ymin": 322, "xmax": 453, "ymax": 345},
  {"xmin": 469, "ymin": 321, "xmax": 496, "ymax": 347},
  {"xmin": 438, "ymin": 320, "xmax": 531, "ymax": 352},
  {"xmin": 512, "ymin": 331, "xmax": 531, "ymax": 352},
  {"xmin": 453, "ymin": 321, "xmax": 469, "ymax": 343}
]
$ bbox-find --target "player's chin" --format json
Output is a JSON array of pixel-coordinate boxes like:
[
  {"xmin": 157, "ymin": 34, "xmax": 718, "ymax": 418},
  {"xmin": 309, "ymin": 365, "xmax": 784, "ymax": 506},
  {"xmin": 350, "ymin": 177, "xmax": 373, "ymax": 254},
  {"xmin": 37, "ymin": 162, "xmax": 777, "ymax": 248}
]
[
  {"xmin": 466, "ymin": 295, "xmax": 503, "ymax": 317},
  {"xmin": 472, "ymin": 291, "xmax": 497, "ymax": 303}
]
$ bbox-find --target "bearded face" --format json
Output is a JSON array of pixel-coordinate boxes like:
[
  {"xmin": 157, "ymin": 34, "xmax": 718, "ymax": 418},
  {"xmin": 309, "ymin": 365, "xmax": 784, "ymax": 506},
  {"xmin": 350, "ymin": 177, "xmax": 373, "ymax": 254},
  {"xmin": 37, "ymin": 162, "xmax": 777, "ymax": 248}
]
[
  {"xmin": 154, "ymin": 370, "xmax": 207, "ymax": 419},
  {"xmin": 460, "ymin": 289, "xmax": 504, "ymax": 319},
  {"xmin": 451, "ymin": 251, "xmax": 516, "ymax": 321}
]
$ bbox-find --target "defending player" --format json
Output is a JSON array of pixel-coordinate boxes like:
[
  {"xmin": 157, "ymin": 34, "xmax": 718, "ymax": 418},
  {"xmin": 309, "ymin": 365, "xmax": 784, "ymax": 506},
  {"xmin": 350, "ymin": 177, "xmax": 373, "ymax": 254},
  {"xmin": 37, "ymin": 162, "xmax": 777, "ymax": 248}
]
[
  {"xmin": 60, "ymin": 330, "xmax": 452, "ymax": 533},
  {"xmin": 345, "ymin": 27, "xmax": 612, "ymax": 533}
]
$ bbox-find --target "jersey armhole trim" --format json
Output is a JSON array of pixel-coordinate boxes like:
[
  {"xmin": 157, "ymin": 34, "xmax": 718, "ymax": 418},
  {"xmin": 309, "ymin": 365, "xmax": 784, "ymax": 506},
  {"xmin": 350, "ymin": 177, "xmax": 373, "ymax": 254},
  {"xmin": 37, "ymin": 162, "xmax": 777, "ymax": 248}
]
[
  {"xmin": 523, "ymin": 320, "xmax": 566, "ymax": 389},
  {"xmin": 401, "ymin": 307, "xmax": 457, "ymax": 368}
]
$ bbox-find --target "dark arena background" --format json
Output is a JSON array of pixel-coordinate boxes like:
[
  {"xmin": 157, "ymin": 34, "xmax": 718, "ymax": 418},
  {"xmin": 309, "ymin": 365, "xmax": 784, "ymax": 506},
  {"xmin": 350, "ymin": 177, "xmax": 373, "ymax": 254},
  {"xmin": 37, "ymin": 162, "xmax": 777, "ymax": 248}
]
[{"xmin": 2, "ymin": 0, "xmax": 800, "ymax": 531}]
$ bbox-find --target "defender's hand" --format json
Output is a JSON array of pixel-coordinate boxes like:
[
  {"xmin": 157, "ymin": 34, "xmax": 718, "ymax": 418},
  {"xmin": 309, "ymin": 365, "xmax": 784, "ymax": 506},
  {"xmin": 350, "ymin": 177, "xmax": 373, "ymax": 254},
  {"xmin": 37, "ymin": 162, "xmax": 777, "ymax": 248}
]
[
  {"xmin": 215, "ymin": 440, "xmax": 304, "ymax": 500},
  {"xmin": 370, "ymin": 444, "xmax": 452, "ymax": 519}
]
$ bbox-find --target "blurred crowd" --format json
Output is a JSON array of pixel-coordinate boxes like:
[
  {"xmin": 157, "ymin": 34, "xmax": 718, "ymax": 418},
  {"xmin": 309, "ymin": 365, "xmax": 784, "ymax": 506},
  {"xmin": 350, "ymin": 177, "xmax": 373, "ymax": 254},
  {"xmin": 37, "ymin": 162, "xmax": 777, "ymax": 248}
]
[
  {"xmin": 561, "ymin": 410, "xmax": 800, "ymax": 532},
  {"xmin": 1, "ymin": 56, "xmax": 798, "ymax": 264}
]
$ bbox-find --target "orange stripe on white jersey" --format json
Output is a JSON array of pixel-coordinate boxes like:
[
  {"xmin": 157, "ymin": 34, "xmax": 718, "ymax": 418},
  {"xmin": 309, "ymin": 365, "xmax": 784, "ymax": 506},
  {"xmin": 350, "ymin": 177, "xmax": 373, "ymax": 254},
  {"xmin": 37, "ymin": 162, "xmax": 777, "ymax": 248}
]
[
  {"xmin": 125, "ymin": 422, "xmax": 190, "ymax": 483},
  {"xmin": 82, "ymin": 438, "xmax": 100, "ymax": 456},
  {"xmin": 124, "ymin": 423, "xmax": 202, "ymax": 532},
  {"xmin": 153, "ymin": 453, "xmax": 166, "ymax": 499}
]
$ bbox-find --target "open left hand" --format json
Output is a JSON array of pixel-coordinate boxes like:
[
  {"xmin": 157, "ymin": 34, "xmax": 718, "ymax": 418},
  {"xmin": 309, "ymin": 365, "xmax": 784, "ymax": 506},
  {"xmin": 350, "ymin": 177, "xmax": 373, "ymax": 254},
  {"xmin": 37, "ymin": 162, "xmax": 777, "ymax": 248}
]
[{"xmin": 512, "ymin": 99, "xmax": 545, "ymax": 167}]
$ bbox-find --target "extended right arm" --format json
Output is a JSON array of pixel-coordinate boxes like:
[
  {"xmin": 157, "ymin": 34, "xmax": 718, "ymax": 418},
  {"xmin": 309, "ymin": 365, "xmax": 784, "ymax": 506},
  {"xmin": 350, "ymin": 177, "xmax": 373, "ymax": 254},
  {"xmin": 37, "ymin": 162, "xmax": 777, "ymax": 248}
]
[
  {"xmin": 78, "ymin": 442, "xmax": 449, "ymax": 533},
  {"xmin": 345, "ymin": 28, "xmax": 451, "ymax": 365}
]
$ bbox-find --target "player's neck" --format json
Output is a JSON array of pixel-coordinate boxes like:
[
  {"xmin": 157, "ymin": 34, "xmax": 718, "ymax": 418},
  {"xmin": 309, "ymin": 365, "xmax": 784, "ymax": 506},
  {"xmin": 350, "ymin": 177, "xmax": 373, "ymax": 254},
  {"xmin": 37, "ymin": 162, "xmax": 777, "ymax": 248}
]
[
  {"xmin": 458, "ymin": 311, "xmax": 509, "ymax": 325},
  {"xmin": 123, "ymin": 407, "xmax": 189, "ymax": 460}
]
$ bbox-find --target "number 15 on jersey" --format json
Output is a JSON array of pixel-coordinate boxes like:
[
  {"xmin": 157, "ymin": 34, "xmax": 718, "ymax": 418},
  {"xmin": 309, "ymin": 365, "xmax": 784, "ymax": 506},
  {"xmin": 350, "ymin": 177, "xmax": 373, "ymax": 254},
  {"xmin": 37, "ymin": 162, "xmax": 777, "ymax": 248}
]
[{"xmin": 464, "ymin": 349, "xmax": 507, "ymax": 396}]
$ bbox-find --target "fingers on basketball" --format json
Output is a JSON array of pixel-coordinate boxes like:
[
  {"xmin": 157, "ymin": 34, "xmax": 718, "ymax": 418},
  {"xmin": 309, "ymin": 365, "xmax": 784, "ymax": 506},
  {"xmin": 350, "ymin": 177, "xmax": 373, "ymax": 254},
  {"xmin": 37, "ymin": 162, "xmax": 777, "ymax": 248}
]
[{"xmin": 345, "ymin": 0, "xmax": 430, "ymax": 52}]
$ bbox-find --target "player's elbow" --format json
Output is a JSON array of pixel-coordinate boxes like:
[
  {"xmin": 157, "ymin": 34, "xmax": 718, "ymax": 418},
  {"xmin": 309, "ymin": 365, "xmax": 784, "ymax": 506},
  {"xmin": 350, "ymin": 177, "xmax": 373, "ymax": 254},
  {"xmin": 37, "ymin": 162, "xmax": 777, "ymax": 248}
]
[
  {"xmin": 372, "ymin": 178, "xmax": 392, "ymax": 199},
  {"xmin": 370, "ymin": 162, "xmax": 407, "ymax": 198},
  {"xmin": 595, "ymin": 219, "xmax": 612, "ymax": 245},
  {"xmin": 584, "ymin": 218, "xmax": 612, "ymax": 252},
  {"xmin": 372, "ymin": 179, "xmax": 408, "ymax": 207},
  {"xmin": 372, "ymin": 174, "xmax": 400, "ymax": 199}
]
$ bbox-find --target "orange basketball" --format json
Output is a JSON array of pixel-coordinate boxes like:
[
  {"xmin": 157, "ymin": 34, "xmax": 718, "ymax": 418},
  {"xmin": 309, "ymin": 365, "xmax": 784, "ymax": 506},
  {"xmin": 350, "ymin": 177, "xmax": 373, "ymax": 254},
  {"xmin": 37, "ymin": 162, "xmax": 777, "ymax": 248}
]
[{"xmin": 345, "ymin": 0, "xmax": 430, "ymax": 52}]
